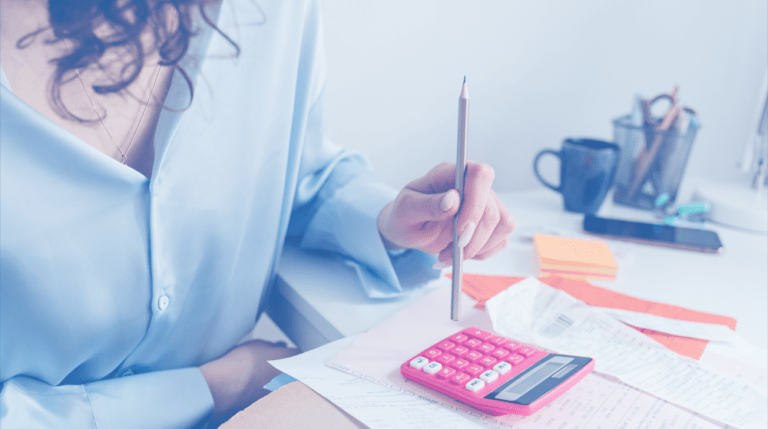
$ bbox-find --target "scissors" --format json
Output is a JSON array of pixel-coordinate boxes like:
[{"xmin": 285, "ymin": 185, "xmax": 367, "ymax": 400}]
[{"xmin": 628, "ymin": 86, "xmax": 695, "ymax": 200}]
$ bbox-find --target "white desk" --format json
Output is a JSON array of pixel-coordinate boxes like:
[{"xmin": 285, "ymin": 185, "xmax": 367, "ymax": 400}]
[{"xmin": 266, "ymin": 190, "xmax": 768, "ymax": 351}]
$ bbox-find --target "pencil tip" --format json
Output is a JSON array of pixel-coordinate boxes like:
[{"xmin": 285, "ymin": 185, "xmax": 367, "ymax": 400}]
[{"xmin": 463, "ymin": 76, "xmax": 466, "ymax": 84}]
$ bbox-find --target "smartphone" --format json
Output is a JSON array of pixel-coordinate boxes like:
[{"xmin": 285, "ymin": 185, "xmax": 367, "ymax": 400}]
[{"xmin": 583, "ymin": 215, "xmax": 724, "ymax": 254}]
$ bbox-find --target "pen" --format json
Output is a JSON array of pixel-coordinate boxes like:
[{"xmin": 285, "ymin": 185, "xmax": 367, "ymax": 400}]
[{"xmin": 452, "ymin": 77, "xmax": 468, "ymax": 321}]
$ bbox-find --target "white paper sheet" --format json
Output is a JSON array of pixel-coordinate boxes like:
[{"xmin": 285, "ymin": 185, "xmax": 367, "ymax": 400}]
[
  {"xmin": 486, "ymin": 277, "xmax": 768, "ymax": 429},
  {"xmin": 269, "ymin": 336, "xmax": 485, "ymax": 429},
  {"xmin": 593, "ymin": 306, "xmax": 745, "ymax": 344},
  {"xmin": 326, "ymin": 281, "xmax": 732, "ymax": 429},
  {"xmin": 702, "ymin": 342, "xmax": 768, "ymax": 393}
]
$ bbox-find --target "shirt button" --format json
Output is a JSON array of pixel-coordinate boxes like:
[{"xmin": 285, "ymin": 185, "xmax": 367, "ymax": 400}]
[{"xmin": 157, "ymin": 294, "xmax": 170, "ymax": 311}]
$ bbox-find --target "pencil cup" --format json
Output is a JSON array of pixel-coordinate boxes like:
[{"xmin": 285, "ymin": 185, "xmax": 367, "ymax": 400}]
[{"xmin": 612, "ymin": 114, "xmax": 699, "ymax": 211}]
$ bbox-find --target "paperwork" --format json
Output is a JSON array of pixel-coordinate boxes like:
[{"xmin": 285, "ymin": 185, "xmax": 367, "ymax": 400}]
[
  {"xmin": 269, "ymin": 335, "xmax": 482, "ymax": 429},
  {"xmin": 326, "ymin": 280, "xmax": 732, "ymax": 429},
  {"xmin": 594, "ymin": 307, "xmax": 743, "ymax": 344},
  {"xmin": 486, "ymin": 277, "xmax": 768, "ymax": 429},
  {"xmin": 459, "ymin": 273, "xmax": 738, "ymax": 360}
]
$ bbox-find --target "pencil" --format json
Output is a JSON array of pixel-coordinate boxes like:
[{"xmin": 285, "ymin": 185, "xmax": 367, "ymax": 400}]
[{"xmin": 452, "ymin": 77, "xmax": 469, "ymax": 321}]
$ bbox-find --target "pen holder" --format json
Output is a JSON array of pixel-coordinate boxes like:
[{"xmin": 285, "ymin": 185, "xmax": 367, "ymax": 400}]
[{"xmin": 612, "ymin": 114, "xmax": 699, "ymax": 211}]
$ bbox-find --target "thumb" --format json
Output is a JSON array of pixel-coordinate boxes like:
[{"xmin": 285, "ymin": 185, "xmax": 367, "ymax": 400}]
[{"xmin": 406, "ymin": 189, "xmax": 459, "ymax": 222}]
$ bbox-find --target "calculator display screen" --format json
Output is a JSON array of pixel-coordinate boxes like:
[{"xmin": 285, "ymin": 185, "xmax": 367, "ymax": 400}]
[{"xmin": 485, "ymin": 355, "xmax": 593, "ymax": 405}]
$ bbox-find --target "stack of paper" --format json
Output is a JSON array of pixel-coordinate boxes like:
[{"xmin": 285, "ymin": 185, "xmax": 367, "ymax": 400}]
[
  {"xmin": 320, "ymin": 283, "xmax": 763, "ymax": 429},
  {"xmin": 485, "ymin": 278, "xmax": 767, "ymax": 429},
  {"xmin": 457, "ymin": 273, "xmax": 737, "ymax": 360},
  {"xmin": 534, "ymin": 234, "xmax": 618, "ymax": 280}
]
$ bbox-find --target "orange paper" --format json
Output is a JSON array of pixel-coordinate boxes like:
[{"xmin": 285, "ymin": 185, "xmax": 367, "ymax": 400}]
[
  {"xmin": 534, "ymin": 234, "xmax": 618, "ymax": 269},
  {"xmin": 534, "ymin": 234, "xmax": 618, "ymax": 280},
  {"xmin": 453, "ymin": 273, "xmax": 737, "ymax": 360},
  {"xmin": 449, "ymin": 273, "xmax": 527, "ymax": 307}
]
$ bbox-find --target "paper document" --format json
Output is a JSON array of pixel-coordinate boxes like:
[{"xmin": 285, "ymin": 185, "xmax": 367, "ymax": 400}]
[
  {"xmin": 486, "ymin": 277, "xmax": 767, "ymax": 429},
  {"xmin": 701, "ymin": 343, "xmax": 768, "ymax": 393},
  {"xmin": 327, "ymin": 280, "xmax": 731, "ymax": 429},
  {"xmin": 269, "ymin": 336, "xmax": 483, "ymax": 429},
  {"xmin": 594, "ymin": 307, "xmax": 744, "ymax": 344},
  {"xmin": 460, "ymin": 273, "xmax": 738, "ymax": 360}
]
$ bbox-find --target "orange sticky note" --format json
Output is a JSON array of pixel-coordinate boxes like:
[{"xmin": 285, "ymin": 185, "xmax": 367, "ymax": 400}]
[{"xmin": 534, "ymin": 234, "xmax": 618, "ymax": 280}]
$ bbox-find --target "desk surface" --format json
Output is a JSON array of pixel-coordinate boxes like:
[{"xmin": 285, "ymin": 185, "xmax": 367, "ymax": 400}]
[
  {"xmin": 268, "ymin": 189, "xmax": 768, "ymax": 350},
  {"xmin": 220, "ymin": 382, "xmax": 366, "ymax": 429},
  {"xmin": 251, "ymin": 189, "xmax": 767, "ymax": 429}
]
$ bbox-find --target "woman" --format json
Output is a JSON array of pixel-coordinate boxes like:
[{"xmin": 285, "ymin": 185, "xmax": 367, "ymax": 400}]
[{"xmin": 0, "ymin": 0, "xmax": 514, "ymax": 427}]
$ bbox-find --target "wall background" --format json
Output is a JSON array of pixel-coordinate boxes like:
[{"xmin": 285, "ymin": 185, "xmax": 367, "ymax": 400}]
[{"xmin": 320, "ymin": 0, "xmax": 767, "ymax": 193}]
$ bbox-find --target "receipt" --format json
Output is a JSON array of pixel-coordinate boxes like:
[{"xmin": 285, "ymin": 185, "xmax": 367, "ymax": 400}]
[
  {"xmin": 486, "ymin": 277, "xmax": 768, "ymax": 429},
  {"xmin": 593, "ymin": 307, "xmax": 745, "ymax": 344}
]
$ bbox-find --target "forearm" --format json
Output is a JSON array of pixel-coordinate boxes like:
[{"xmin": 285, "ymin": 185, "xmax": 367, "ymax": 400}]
[
  {"xmin": 199, "ymin": 340, "xmax": 300, "ymax": 420},
  {"xmin": 1, "ymin": 369, "xmax": 212, "ymax": 429}
]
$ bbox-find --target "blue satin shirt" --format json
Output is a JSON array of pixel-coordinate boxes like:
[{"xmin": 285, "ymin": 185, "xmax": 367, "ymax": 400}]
[{"xmin": 0, "ymin": 1, "xmax": 437, "ymax": 427}]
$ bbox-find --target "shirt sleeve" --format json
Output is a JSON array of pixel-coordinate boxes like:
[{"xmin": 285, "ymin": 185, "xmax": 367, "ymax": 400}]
[
  {"xmin": 0, "ymin": 368, "xmax": 213, "ymax": 429},
  {"xmin": 284, "ymin": 1, "xmax": 440, "ymax": 298}
]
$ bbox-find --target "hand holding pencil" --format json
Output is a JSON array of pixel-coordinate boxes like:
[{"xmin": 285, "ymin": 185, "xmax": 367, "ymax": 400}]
[
  {"xmin": 377, "ymin": 79, "xmax": 515, "ymax": 319},
  {"xmin": 377, "ymin": 161, "xmax": 514, "ymax": 261}
]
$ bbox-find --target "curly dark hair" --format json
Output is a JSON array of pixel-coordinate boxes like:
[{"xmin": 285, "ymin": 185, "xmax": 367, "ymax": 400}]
[{"xmin": 17, "ymin": 0, "xmax": 241, "ymax": 121}]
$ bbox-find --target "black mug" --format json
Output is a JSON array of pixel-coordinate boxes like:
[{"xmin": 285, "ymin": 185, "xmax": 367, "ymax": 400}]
[{"xmin": 533, "ymin": 138, "xmax": 620, "ymax": 214}]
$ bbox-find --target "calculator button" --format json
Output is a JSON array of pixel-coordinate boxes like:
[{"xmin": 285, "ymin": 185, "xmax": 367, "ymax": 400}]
[
  {"xmin": 479, "ymin": 370, "xmax": 499, "ymax": 383},
  {"xmin": 451, "ymin": 359, "xmax": 470, "ymax": 370},
  {"xmin": 410, "ymin": 356, "xmax": 429, "ymax": 369},
  {"xmin": 437, "ymin": 367, "xmax": 456, "ymax": 379},
  {"xmin": 436, "ymin": 341, "xmax": 456, "ymax": 352},
  {"xmin": 465, "ymin": 364, "xmax": 485, "ymax": 376},
  {"xmin": 463, "ymin": 328, "xmax": 495, "ymax": 341},
  {"xmin": 424, "ymin": 349, "xmax": 442, "ymax": 359},
  {"xmin": 517, "ymin": 346, "xmax": 536, "ymax": 357},
  {"xmin": 505, "ymin": 341, "xmax": 521, "ymax": 351},
  {"xmin": 452, "ymin": 346, "xmax": 469, "ymax": 356},
  {"xmin": 507, "ymin": 355, "xmax": 524, "ymax": 366},
  {"xmin": 423, "ymin": 362, "xmax": 442, "ymax": 374},
  {"xmin": 465, "ymin": 339, "xmax": 482, "ymax": 349},
  {"xmin": 479, "ymin": 356, "xmax": 498, "ymax": 368},
  {"xmin": 488, "ymin": 336, "xmax": 509, "ymax": 347},
  {"xmin": 477, "ymin": 343, "xmax": 496, "ymax": 354},
  {"xmin": 450, "ymin": 333, "xmax": 469, "ymax": 344},
  {"xmin": 465, "ymin": 378, "xmax": 485, "ymax": 392},
  {"xmin": 436, "ymin": 354, "xmax": 455, "ymax": 365},
  {"xmin": 491, "ymin": 349, "xmax": 510, "ymax": 359},
  {"xmin": 466, "ymin": 351, "xmax": 483, "ymax": 362},
  {"xmin": 493, "ymin": 362, "xmax": 512, "ymax": 375},
  {"xmin": 450, "ymin": 372, "xmax": 471, "ymax": 385}
]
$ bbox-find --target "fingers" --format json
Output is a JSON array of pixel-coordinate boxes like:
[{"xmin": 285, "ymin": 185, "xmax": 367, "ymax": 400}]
[
  {"xmin": 462, "ymin": 195, "xmax": 500, "ymax": 259},
  {"xmin": 464, "ymin": 192, "xmax": 515, "ymax": 259},
  {"xmin": 456, "ymin": 162, "xmax": 495, "ymax": 235},
  {"xmin": 437, "ymin": 236, "xmax": 511, "ymax": 266},
  {"xmin": 395, "ymin": 188, "xmax": 460, "ymax": 223},
  {"xmin": 434, "ymin": 191, "xmax": 515, "ymax": 265},
  {"xmin": 386, "ymin": 160, "xmax": 514, "ymax": 261},
  {"xmin": 407, "ymin": 160, "xmax": 496, "ymax": 234},
  {"xmin": 378, "ymin": 187, "xmax": 459, "ymax": 252},
  {"xmin": 474, "ymin": 236, "xmax": 511, "ymax": 260},
  {"xmin": 405, "ymin": 162, "xmax": 458, "ymax": 194}
]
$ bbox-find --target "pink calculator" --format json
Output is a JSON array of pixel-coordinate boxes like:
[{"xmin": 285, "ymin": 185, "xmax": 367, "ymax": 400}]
[{"xmin": 400, "ymin": 327, "xmax": 594, "ymax": 416}]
